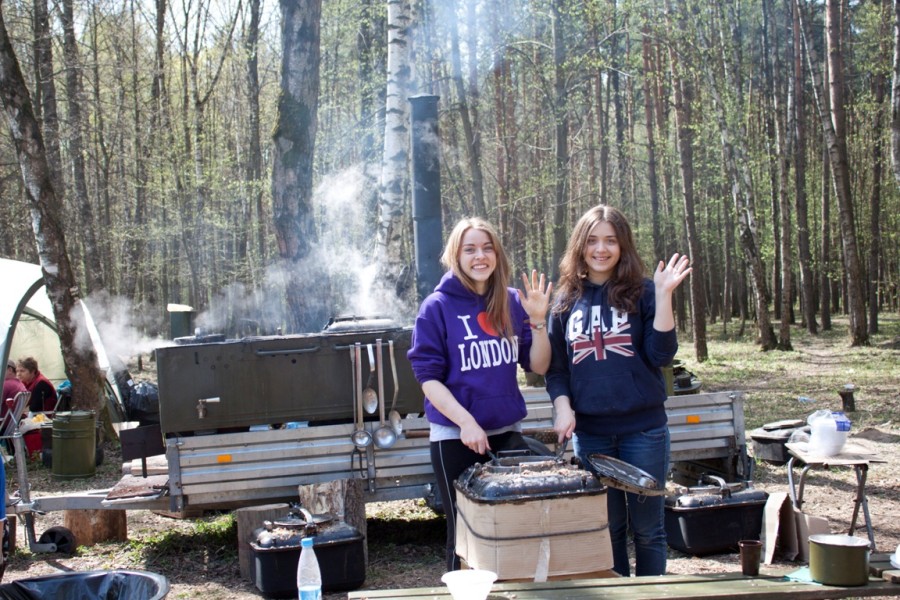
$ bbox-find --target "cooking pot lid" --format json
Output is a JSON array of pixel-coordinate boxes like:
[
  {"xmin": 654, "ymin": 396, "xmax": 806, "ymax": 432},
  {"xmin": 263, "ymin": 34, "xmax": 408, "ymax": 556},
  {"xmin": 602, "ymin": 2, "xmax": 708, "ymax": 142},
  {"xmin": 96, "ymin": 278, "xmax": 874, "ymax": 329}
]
[
  {"xmin": 273, "ymin": 512, "xmax": 334, "ymax": 529},
  {"xmin": 587, "ymin": 454, "xmax": 665, "ymax": 496}
]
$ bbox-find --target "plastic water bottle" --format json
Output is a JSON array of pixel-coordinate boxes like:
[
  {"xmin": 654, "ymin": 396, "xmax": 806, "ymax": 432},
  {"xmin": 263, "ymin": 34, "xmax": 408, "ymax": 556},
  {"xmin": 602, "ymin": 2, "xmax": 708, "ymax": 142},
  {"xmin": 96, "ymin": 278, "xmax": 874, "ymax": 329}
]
[{"xmin": 297, "ymin": 537, "xmax": 322, "ymax": 600}]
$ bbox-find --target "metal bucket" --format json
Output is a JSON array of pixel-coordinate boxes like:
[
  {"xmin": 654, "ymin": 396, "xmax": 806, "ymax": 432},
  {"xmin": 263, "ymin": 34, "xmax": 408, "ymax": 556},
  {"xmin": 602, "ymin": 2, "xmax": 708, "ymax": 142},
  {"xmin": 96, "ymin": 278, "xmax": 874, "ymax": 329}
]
[
  {"xmin": 51, "ymin": 411, "xmax": 96, "ymax": 480},
  {"xmin": 808, "ymin": 534, "xmax": 870, "ymax": 586}
]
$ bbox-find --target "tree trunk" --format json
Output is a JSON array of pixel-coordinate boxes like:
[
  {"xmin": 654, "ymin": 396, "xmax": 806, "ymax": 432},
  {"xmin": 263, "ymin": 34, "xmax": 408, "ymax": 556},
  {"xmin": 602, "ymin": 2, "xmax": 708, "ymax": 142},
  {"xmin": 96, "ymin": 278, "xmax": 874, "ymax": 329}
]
[
  {"xmin": 765, "ymin": 0, "xmax": 793, "ymax": 350},
  {"xmin": 891, "ymin": 0, "xmax": 900, "ymax": 185},
  {"xmin": 448, "ymin": 1, "xmax": 485, "ymax": 217},
  {"xmin": 0, "ymin": 10, "xmax": 104, "ymax": 411},
  {"xmin": 665, "ymin": 1, "xmax": 708, "ymax": 362},
  {"xmin": 549, "ymin": 0, "xmax": 569, "ymax": 281},
  {"xmin": 820, "ymin": 143, "xmax": 833, "ymax": 330},
  {"xmin": 246, "ymin": 0, "xmax": 266, "ymax": 264},
  {"xmin": 792, "ymin": 0, "xmax": 818, "ymax": 334},
  {"xmin": 868, "ymin": 0, "xmax": 890, "ymax": 335},
  {"xmin": 376, "ymin": 0, "xmax": 412, "ymax": 294},
  {"xmin": 60, "ymin": 0, "xmax": 104, "ymax": 293},
  {"xmin": 32, "ymin": 0, "xmax": 63, "ymax": 193},
  {"xmin": 272, "ymin": 0, "xmax": 324, "ymax": 332},
  {"xmin": 798, "ymin": 0, "xmax": 868, "ymax": 344},
  {"xmin": 763, "ymin": 0, "xmax": 783, "ymax": 324},
  {"xmin": 641, "ymin": 25, "xmax": 663, "ymax": 262}
]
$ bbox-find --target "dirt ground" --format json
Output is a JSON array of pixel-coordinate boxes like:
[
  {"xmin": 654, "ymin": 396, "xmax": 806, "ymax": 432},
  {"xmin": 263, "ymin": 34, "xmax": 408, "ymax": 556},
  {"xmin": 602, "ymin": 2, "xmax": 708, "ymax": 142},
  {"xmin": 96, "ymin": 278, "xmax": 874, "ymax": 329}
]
[{"xmin": 1, "ymin": 424, "xmax": 897, "ymax": 599}]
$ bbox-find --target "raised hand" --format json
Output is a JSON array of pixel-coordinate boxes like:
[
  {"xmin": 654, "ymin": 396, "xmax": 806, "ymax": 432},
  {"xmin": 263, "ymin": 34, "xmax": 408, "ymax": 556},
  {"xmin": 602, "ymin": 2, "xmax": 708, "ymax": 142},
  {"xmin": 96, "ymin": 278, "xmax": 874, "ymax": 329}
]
[
  {"xmin": 518, "ymin": 269, "xmax": 552, "ymax": 324},
  {"xmin": 654, "ymin": 253, "xmax": 692, "ymax": 294}
]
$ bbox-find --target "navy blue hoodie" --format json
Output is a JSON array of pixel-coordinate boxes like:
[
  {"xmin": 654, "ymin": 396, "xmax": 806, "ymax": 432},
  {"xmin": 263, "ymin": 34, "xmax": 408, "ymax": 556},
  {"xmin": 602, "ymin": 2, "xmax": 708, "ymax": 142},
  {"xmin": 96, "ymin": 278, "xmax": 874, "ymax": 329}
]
[
  {"xmin": 408, "ymin": 271, "xmax": 533, "ymax": 431},
  {"xmin": 545, "ymin": 279, "xmax": 677, "ymax": 436}
]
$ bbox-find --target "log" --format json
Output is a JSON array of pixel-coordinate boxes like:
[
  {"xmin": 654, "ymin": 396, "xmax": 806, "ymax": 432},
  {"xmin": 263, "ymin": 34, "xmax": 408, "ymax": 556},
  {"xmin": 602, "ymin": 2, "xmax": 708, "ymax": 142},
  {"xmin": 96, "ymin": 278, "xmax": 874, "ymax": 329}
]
[
  {"xmin": 63, "ymin": 510, "xmax": 127, "ymax": 546},
  {"xmin": 298, "ymin": 479, "xmax": 367, "ymax": 567},
  {"xmin": 236, "ymin": 502, "xmax": 290, "ymax": 582}
]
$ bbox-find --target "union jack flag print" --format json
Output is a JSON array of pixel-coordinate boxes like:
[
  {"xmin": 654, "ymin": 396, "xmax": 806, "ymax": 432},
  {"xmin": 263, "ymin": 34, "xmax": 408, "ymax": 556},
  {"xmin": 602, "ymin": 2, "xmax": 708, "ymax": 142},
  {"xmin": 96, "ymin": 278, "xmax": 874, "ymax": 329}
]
[{"xmin": 571, "ymin": 323, "xmax": 634, "ymax": 364}]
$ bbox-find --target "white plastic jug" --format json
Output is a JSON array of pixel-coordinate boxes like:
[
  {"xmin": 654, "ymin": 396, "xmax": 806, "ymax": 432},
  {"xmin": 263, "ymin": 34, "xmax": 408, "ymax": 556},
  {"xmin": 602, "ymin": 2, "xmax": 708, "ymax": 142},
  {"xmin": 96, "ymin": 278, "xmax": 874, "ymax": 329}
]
[{"xmin": 808, "ymin": 411, "xmax": 850, "ymax": 456}]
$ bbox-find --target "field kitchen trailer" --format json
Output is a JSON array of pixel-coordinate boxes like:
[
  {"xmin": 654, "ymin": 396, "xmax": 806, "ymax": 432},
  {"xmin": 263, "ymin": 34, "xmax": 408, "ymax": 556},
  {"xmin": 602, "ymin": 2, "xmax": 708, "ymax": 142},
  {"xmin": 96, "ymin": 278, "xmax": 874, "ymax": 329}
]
[{"xmin": 4, "ymin": 315, "xmax": 748, "ymax": 553}]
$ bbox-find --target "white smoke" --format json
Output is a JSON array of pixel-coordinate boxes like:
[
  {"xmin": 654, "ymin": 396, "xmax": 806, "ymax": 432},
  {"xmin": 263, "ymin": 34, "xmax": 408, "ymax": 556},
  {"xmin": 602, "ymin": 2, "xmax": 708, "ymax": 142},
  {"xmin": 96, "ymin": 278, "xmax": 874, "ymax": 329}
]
[
  {"xmin": 77, "ymin": 291, "xmax": 172, "ymax": 364},
  {"xmin": 191, "ymin": 163, "xmax": 415, "ymax": 335}
]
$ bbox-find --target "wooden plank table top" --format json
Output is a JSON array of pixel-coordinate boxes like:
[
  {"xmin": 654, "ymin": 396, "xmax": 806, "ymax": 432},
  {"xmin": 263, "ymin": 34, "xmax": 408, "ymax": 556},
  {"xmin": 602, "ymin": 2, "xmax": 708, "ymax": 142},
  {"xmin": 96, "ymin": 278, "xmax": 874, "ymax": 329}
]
[{"xmin": 347, "ymin": 566, "xmax": 900, "ymax": 599}]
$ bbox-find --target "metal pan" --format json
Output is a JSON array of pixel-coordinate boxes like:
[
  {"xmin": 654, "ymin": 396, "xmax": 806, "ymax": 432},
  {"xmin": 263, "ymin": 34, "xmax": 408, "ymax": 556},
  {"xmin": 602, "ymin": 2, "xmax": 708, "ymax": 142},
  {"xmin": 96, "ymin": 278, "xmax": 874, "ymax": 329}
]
[{"xmin": 587, "ymin": 453, "xmax": 666, "ymax": 496}]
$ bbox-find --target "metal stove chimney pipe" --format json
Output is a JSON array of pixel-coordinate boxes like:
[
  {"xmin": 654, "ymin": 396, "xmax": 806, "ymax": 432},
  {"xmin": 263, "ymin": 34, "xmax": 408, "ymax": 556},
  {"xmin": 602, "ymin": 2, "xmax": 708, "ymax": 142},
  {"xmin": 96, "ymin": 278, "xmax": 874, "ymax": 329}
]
[{"xmin": 409, "ymin": 95, "xmax": 442, "ymax": 303}]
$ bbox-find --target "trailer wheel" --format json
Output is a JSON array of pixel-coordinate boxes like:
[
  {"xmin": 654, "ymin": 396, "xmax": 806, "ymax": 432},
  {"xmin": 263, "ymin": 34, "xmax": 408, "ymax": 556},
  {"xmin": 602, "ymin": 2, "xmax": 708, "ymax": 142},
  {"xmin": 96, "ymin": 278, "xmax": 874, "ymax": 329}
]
[{"xmin": 38, "ymin": 526, "xmax": 76, "ymax": 554}]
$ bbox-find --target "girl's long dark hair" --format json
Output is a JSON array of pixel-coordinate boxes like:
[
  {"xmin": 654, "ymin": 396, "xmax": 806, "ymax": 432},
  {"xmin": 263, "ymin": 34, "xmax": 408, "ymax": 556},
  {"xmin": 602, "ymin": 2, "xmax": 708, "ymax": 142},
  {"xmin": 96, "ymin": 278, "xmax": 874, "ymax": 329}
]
[{"xmin": 553, "ymin": 205, "xmax": 646, "ymax": 314}]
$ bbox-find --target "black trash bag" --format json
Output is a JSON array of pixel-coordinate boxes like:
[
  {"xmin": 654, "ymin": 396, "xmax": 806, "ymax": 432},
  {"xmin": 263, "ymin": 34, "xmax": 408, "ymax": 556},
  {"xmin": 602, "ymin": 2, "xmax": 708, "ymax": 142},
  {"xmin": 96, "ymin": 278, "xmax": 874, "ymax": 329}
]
[
  {"xmin": 0, "ymin": 570, "xmax": 168, "ymax": 600},
  {"xmin": 126, "ymin": 382, "xmax": 161, "ymax": 426}
]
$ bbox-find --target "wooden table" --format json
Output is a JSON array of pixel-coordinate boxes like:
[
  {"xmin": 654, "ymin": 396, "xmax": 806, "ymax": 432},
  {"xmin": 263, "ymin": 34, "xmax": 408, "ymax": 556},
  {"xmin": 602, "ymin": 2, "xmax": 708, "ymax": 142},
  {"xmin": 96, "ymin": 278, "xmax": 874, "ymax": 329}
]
[
  {"xmin": 785, "ymin": 441, "xmax": 885, "ymax": 548},
  {"xmin": 347, "ymin": 565, "xmax": 900, "ymax": 599}
]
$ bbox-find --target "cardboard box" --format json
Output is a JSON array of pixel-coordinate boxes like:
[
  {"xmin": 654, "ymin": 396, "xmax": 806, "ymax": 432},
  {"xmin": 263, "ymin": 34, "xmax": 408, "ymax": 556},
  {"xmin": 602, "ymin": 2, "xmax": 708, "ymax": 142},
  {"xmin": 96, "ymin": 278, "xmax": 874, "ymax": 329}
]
[
  {"xmin": 455, "ymin": 490, "xmax": 612, "ymax": 581},
  {"xmin": 762, "ymin": 492, "xmax": 830, "ymax": 564}
]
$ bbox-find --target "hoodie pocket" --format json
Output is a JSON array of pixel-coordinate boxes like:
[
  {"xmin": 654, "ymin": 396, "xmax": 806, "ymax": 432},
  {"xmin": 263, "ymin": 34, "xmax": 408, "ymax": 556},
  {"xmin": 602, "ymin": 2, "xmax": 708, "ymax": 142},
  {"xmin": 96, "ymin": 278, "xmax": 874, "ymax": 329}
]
[{"xmin": 571, "ymin": 372, "xmax": 650, "ymax": 417}]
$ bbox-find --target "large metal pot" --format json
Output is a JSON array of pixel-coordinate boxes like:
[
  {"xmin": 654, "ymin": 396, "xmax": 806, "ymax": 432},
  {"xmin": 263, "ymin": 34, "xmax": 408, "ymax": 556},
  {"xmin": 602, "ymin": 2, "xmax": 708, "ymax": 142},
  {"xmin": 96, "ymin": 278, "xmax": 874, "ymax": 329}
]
[{"xmin": 808, "ymin": 534, "xmax": 870, "ymax": 586}]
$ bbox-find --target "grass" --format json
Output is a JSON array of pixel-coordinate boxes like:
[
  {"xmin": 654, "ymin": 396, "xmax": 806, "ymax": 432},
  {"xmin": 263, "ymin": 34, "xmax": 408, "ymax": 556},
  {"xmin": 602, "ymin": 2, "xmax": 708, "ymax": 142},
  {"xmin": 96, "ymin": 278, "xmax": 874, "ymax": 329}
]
[{"xmin": 674, "ymin": 314, "xmax": 900, "ymax": 431}]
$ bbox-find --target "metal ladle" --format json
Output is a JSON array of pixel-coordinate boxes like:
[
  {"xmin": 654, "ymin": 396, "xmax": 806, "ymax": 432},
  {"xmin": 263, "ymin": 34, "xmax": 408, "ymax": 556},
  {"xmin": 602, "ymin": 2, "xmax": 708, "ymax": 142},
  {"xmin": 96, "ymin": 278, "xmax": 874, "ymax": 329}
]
[
  {"xmin": 350, "ymin": 343, "xmax": 372, "ymax": 449},
  {"xmin": 362, "ymin": 344, "xmax": 378, "ymax": 414},
  {"xmin": 387, "ymin": 340, "xmax": 402, "ymax": 437},
  {"xmin": 373, "ymin": 339, "xmax": 398, "ymax": 449}
]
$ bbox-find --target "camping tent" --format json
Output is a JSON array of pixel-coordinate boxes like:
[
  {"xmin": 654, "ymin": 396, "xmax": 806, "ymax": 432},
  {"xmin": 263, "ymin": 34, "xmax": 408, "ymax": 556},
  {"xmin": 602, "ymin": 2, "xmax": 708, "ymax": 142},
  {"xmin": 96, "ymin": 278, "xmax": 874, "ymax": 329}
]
[{"xmin": 0, "ymin": 257, "xmax": 124, "ymax": 417}]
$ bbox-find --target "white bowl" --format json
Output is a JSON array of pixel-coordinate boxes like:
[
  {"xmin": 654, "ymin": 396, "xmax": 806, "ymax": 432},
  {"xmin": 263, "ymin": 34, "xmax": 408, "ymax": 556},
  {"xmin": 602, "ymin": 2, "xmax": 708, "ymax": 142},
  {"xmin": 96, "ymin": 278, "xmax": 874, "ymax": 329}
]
[{"xmin": 441, "ymin": 569, "xmax": 497, "ymax": 600}]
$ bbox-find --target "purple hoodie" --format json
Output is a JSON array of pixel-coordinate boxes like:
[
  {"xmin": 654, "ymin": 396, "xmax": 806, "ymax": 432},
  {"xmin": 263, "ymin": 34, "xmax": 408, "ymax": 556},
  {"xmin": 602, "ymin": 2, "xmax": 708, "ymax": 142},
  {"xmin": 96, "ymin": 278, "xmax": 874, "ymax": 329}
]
[{"xmin": 407, "ymin": 271, "xmax": 533, "ymax": 431}]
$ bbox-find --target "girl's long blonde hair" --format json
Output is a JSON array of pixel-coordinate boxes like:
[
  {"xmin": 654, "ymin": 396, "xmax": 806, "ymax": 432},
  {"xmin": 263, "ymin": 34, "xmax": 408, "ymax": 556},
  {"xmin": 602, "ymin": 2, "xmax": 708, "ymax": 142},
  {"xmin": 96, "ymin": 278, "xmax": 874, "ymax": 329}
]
[
  {"xmin": 554, "ymin": 205, "xmax": 646, "ymax": 314},
  {"xmin": 441, "ymin": 217, "xmax": 514, "ymax": 339}
]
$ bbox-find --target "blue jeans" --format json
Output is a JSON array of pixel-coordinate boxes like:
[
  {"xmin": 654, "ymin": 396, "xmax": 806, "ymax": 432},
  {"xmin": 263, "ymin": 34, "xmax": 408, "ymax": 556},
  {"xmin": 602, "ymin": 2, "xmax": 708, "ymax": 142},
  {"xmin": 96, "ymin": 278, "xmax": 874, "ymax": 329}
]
[{"xmin": 574, "ymin": 425, "xmax": 670, "ymax": 576}]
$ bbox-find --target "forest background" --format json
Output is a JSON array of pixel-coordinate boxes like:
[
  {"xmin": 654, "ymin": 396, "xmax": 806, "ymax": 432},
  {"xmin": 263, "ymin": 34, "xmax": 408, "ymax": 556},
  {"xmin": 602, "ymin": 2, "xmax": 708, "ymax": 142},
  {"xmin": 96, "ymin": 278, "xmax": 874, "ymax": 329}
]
[{"xmin": 1, "ymin": 0, "xmax": 899, "ymax": 392}]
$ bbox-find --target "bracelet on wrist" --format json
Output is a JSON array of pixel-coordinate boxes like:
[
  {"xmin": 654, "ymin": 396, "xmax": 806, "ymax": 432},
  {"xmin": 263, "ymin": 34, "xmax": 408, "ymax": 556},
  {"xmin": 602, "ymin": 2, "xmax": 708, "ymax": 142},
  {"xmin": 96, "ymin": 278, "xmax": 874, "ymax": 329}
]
[{"xmin": 529, "ymin": 321, "xmax": 547, "ymax": 330}]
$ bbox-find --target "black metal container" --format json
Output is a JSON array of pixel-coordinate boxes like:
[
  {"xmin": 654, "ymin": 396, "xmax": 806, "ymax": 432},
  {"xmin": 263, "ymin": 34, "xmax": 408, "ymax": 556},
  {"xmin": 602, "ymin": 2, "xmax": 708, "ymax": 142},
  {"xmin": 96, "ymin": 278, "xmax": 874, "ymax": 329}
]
[
  {"xmin": 748, "ymin": 420, "xmax": 806, "ymax": 465},
  {"xmin": 249, "ymin": 508, "xmax": 365, "ymax": 598},
  {"xmin": 155, "ymin": 317, "xmax": 420, "ymax": 435},
  {"xmin": 665, "ymin": 475, "xmax": 768, "ymax": 555}
]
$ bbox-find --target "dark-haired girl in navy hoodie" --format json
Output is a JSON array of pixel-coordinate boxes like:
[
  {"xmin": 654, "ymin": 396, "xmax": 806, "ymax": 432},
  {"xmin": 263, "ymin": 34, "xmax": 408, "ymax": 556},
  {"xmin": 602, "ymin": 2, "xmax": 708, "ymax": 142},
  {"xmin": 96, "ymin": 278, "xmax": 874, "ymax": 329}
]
[{"xmin": 547, "ymin": 205, "xmax": 691, "ymax": 577}]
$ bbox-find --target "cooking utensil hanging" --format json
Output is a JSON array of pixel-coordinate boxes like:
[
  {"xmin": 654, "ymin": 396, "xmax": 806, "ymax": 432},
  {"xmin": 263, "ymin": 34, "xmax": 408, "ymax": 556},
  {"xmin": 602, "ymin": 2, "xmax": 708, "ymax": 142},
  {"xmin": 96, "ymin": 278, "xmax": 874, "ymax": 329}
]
[
  {"xmin": 362, "ymin": 344, "xmax": 378, "ymax": 414},
  {"xmin": 387, "ymin": 339, "xmax": 402, "ymax": 437},
  {"xmin": 350, "ymin": 343, "xmax": 372, "ymax": 449},
  {"xmin": 373, "ymin": 339, "xmax": 397, "ymax": 448}
]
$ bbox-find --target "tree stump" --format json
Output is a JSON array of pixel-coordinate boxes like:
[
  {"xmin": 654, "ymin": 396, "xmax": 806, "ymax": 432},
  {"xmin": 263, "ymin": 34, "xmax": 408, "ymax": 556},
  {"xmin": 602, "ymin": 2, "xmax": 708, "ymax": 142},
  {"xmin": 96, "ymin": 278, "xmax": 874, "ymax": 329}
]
[
  {"xmin": 235, "ymin": 503, "xmax": 290, "ymax": 582},
  {"xmin": 297, "ymin": 479, "xmax": 367, "ymax": 567},
  {"xmin": 63, "ymin": 510, "xmax": 127, "ymax": 547}
]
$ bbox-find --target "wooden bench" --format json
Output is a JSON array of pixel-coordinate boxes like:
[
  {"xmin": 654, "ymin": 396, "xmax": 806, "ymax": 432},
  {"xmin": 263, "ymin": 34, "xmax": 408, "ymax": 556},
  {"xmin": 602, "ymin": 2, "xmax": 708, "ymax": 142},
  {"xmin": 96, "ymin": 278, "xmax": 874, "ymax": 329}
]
[{"xmin": 347, "ymin": 562, "xmax": 900, "ymax": 599}]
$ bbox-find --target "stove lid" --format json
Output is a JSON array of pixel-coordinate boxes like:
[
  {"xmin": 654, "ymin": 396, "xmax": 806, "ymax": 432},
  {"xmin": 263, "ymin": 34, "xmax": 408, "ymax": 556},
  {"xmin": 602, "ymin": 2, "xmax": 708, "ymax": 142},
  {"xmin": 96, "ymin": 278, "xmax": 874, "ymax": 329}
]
[{"xmin": 587, "ymin": 454, "xmax": 666, "ymax": 496}]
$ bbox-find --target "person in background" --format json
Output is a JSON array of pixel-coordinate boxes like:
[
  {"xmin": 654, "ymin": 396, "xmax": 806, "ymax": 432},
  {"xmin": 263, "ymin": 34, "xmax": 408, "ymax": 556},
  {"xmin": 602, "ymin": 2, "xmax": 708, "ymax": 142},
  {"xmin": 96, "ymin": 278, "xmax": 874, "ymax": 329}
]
[
  {"xmin": 408, "ymin": 217, "xmax": 552, "ymax": 571},
  {"xmin": 3, "ymin": 359, "xmax": 27, "ymax": 417},
  {"xmin": 16, "ymin": 357, "xmax": 58, "ymax": 414},
  {"xmin": 546, "ymin": 205, "xmax": 691, "ymax": 577}
]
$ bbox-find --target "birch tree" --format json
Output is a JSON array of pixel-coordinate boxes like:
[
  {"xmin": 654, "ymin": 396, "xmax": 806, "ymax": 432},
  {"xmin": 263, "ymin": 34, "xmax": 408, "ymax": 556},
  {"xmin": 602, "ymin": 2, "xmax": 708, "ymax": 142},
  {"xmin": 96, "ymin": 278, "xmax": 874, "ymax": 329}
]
[{"xmin": 376, "ymin": 0, "xmax": 412, "ymax": 293}]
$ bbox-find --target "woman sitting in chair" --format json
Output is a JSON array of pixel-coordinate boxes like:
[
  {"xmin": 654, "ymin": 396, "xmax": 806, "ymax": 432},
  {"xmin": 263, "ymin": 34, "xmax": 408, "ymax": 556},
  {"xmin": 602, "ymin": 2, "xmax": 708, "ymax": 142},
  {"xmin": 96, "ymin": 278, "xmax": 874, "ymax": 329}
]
[
  {"xmin": 3, "ymin": 360, "xmax": 26, "ymax": 414},
  {"xmin": 16, "ymin": 357, "xmax": 57, "ymax": 414}
]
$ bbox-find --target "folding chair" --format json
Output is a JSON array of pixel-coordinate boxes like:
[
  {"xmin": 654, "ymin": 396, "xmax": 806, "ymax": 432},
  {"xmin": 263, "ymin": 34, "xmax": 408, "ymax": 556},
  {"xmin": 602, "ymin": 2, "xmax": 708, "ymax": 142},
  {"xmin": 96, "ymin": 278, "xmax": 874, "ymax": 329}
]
[{"xmin": 1, "ymin": 391, "xmax": 30, "ymax": 439}]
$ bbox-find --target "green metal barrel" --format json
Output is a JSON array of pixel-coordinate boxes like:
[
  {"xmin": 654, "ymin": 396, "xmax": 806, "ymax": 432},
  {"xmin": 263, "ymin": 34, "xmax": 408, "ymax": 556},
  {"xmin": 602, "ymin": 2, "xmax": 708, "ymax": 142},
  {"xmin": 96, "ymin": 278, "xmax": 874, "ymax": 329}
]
[{"xmin": 51, "ymin": 411, "xmax": 96, "ymax": 480}]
